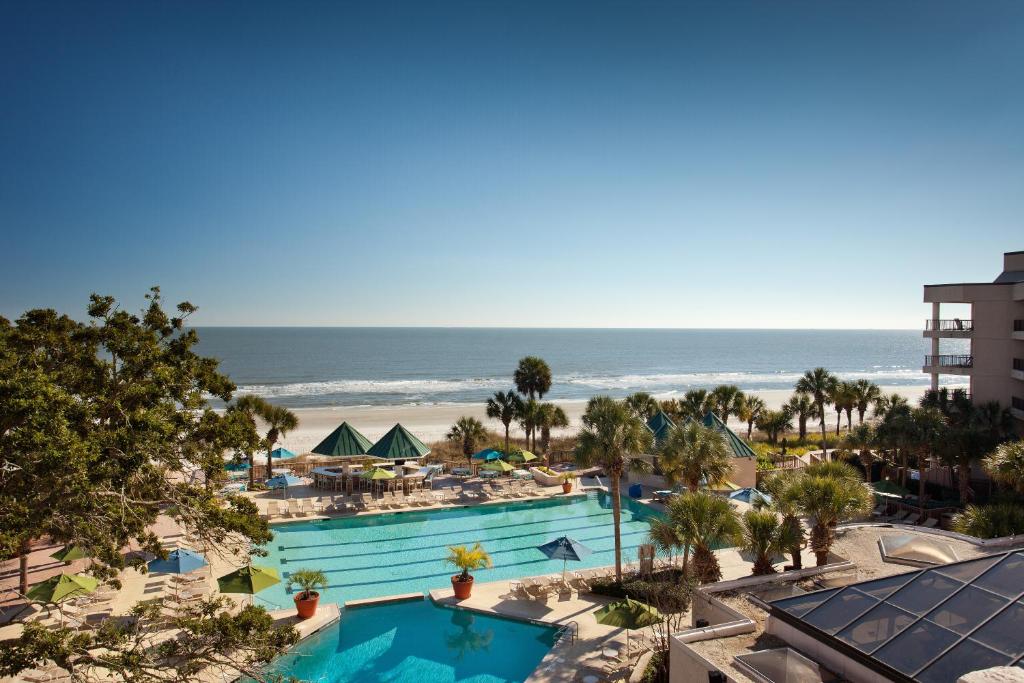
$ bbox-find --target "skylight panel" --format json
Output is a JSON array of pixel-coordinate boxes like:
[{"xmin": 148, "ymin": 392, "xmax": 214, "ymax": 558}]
[
  {"xmin": 873, "ymin": 620, "xmax": 959, "ymax": 675},
  {"xmin": 771, "ymin": 588, "xmax": 840, "ymax": 618},
  {"xmin": 916, "ymin": 638, "xmax": 1013, "ymax": 683},
  {"xmin": 835, "ymin": 602, "xmax": 915, "ymax": 653},
  {"xmin": 971, "ymin": 600, "xmax": 1024, "ymax": 658},
  {"xmin": 973, "ymin": 552, "xmax": 1024, "ymax": 599},
  {"xmin": 887, "ymin": 572, "xmax": 963, "ymax": 615},
  {"xmin": 803, "ymin": 589, "xmax": 878, "ymax": 635},
  {"xmin": 934, "ymin": 555, "xmax": 1001, "ymax": 583},
  {"xmin": 851, "ymin": 572, "xmax": 919, "ymax": 600},
  {"xmin": 925, "ymin": 584, "xmax": 1009, "ymax": 635}
]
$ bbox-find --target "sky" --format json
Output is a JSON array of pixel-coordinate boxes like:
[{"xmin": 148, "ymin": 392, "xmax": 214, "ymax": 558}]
[{"xmin": 1, "ymin": 1, "xmax": 1022, "ymax": 328}]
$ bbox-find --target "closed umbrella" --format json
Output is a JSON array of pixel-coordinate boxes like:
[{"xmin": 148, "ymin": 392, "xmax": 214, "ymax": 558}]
[
  {"xmin": 217, "ymin": 564, "xmax": 281, "ymax": 605},
  {"xmin": 26, "ymin": 573, "xmax": 98, "ymax": 604},
  {"xmin": 50, "ymin": 545, "xmax": 89, "ymax": 563},
  {"xmin": 593, "ymin": 597, "xmax": 662, "ymax": 656},
  {"xmin": 148, "ymin": 548, "xmax": 208, "ymax": 574},
  {"xmin": 537, "ymin": 536, "xmax": 593, "ymax": 581}
]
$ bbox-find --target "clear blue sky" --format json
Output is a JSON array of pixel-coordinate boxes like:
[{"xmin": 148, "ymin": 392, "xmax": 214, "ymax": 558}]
[{"xmin": 2, "ymin": 1, "xmax": 1021, "ymax": 328}]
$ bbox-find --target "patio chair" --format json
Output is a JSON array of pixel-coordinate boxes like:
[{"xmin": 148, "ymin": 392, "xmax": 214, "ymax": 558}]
[
  {"xmin": 884, "ymin": 510, "xmax": 909, "ymax": 524},
  {"xmin": 266, "ymin": 501, "xmax": 281, "ymax": 518},
  {"xmin": 921, "ymin": 517, "xmax": 939, "ymax": 528},
  {"xmin": 901, "ymin": 513, "xmax": 921, "ymax": 526},
  {"xmin": 363, "ymin": 494, "xmax": 378, "ymax": 510},
  {"xmin": 300, "ymin": 499, "xmax": 315, "ymax": 515},
  {"xmin": 569, "ymin": 571, "xmax": 591, "ymax": 592},
  {"xmin": 522, "ymin": 577, "xmax": 551, "ymax": 602},
  {"xmin": 870, "ymin": 504, "xmax": 887, "ymax": 518},
  {"xmin": 286, "ymin": 499, "xmax": 301, "ymax": 516}
]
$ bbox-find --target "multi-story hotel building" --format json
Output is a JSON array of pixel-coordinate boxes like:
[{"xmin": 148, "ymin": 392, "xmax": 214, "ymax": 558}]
[{"xmin": 923, "ymin": 250, "xmax": 1024, "ymax": 432}]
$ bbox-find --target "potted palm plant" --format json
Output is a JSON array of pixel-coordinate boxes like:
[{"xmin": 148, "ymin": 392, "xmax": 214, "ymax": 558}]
[
  {"xmin": 445, "ymin": 543, "xmax": 492, "ymax": 599},
  {"xmin": 286, "ymin": 568, "xmax": 328, "ymax": 619},
  {"xmin": 560, "ymin": 472, "xmax": 576, "ymax": 494}
]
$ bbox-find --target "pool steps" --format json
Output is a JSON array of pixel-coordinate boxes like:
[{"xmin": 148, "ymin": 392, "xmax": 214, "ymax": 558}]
[{"xmin": 343, "ymin": 592, "xmax": 425, "ymax": 609}]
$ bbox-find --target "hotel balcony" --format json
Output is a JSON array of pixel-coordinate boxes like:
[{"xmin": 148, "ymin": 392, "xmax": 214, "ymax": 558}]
[
  {"xmin": 1013, "ymin": 358, "xmax": 1024, "ymax": 382},
  {"xmin": 923, "ymin": 318, "xmax": 973, "ymax": 338},
  {"xmin": 1014, "ymin": 320, "xmax": 1024, "ymax": 341},
  {"xmin": 1013, "ymin": 396, "xmax": 1024, "ymax": 422},
  {"xmin": 923, "ymin": 354, "xmax": 974, "ymax": 376}
]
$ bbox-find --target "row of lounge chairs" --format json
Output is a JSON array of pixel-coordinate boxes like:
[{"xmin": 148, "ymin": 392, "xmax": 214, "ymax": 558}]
[
  {"xmin": 264, "ymin": 480, "xmax": 539, "ymax": 518},
  {"xmin": 871, "ymin": 505, "xmax": 940, "ymax": 528},
  {"xmin": 509, "ymin": 565, "xmax": 634, "ymax": 603}
]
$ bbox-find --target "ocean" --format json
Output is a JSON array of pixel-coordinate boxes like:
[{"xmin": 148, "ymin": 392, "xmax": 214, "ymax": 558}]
[{"xmin": 193, "ymin": 328, "xmax": 965, "ymax": 409}]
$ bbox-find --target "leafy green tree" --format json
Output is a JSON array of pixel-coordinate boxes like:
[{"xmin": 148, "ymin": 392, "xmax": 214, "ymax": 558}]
[
  {"xmin": 873, "ymin": 392, "xmax": 908, "ymax": 419},
  {"xmin": 843, "ymin": 424, "xmax": 876, "ymax": 483},
  {"xmin": 624, "ymin": 392, "xmax": 659, "ymax": 421},
  {"xmin": 657, "ymin": 422, "xmax": 732, "ymax": 493},
  {"xmin": 741, "ymin": 510, "xmax": 785, "ymax": 575},
  {"xmin": 537, "ymin": 402, "xmax": 569, "ymax": 454},
  {"xmin": 755, "ymin": 409, "xmax": 792, "ymax": 446},
  {"xmin": 0, "ymin": 289, "xmax": 293, "ymax": 681},
  {"xmin": 795, "ymin": 368, "xmax": 838, "ymax": 452},
  {"xmin": 785, "ymin": 393, "xmax": 818, "ymax": 441},
  {"xmin": 829, "ymin": 381, "xmax": 856, "ymax": 433},
  {"xmin": 486, "ymin": 390, "xmax": 524, "ymax": 455},
  {"xmin": 737, "ymin": 395, "xmax": 766, "ymax": 440},
  {"xmin": 647, "ymin": 517, "xmax": 683, "ymax": 568},
  {"xmin": 513, "ymin": 356, "xmax": 552, "ymax": 400},
  {"xmin": 665, "ymin": 492, "xmax": 741, "ymax": 583},
  {"xmin": 574, "ymin": 396, "xmax": 652, "ymax": 580},
  {"xmin": 851, "ymin": 379, "xmax": 881, "ymax": 424},
  {"xmin": 447, "ymin": 416, "xmax": 488, "ymax": 464},
  {"xmin": 983, "ymin": 439, "xmax": 1024, "ymax": 495},
  {"xmin": 952, "ymin": 502, "xmax": 1024, "ymax": 539},
  {"xmin": 793, "ymin": 465, "xmax": 872, "ymax": 565},
  {"xmin": 680, "ymin": 389, "xmax": 710, "ymax": 421},
  {"xmin": 709, "ymin": 385, "xmax": 744, "ymax": 425},
  {"xmin": 760, "ymin": 472, "xmax": 807, "ymax": 570}
]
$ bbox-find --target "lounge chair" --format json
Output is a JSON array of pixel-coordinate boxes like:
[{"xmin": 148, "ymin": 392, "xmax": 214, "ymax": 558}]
[
  {"xmin": 522, "ymin": 577, "xmax": 551, "ymax": 602},
  {"xmin": 569, "ymin": 571, "xmax": 591, "ymax": 592},
  {"xmin": 921, "ymin": 517, "xmax": 939, "ymax": 528},
  {"xmin": 884, "ymin": 510, "xmax": 909, "ymax": 524},
  {"xmin": 286, "ymin": 499, "xmax": 301, "ymax": 516},
  {"xmin": 266, "ymin": 501, "xmax": 281, "ymax": 518},
  {"xmin": 870, "ymin": 504, "xmax": 887, "ymax": 518},
  {"xmin": 902, "ymin": 513, "xmax": 921, "ymax": 526},
  {"xmin": 300, "ymin": 499, "xmax": 315, "ymax": 515}
]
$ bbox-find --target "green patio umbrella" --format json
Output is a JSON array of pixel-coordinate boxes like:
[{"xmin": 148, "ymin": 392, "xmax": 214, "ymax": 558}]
[
  {"xmin": 594, "ymin": 597, "xmax": 662, "ymax": 655},
  {"xmin": 26, "ymin": 573, "xmax": 98, "ymax": 603},
  {"xmin": 505, "ymin": 450, "xmax": 537, "ymax": 463},
  {"xmin": 50, "ymin": 545, "xmax": 89, "ymax": 563},
  {"xmin": 217, "ymin": 565, "xmax": 280, "ymax": 605},
  {"xmin": 481, "ymin": 459, "xmax": 514, "ymax": 473},
  {"xmin": 361, "ymin": 466, "xmax": 396, "ymax": 480}
]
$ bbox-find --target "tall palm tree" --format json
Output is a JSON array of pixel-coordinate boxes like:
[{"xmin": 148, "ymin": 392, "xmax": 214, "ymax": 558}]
[
  {"xmin": 262, "ymin": 404, "xmax": 299, "ymax": 477},
  {"xmin": 875, "ymin": 401, "xmax": 915, "ymax": 488},
  {"xmin": 844, "ymin": 423, "xmax": 876, "ymax": 483},
  {"xmin": 486, "ymin": 390, "xmax": 524, "ymax": 455},
  {"xmin": 518, "ymin": 398, "xmax": 543, "ymax": 452},
  {"xmin": 873, "ymin": 392, "xmax": 909, "ymax": 419},
  {"xmin": 760, "ymin": 472, "xmax": 806, "ymax": 570},
  {"xmin": 952, "ymin": 503, "xmax": 1024, "ymax": 539},
  {"xmin": 657, "ymin": 422, "xmax": 733, "ymax": 493},
  {"xmin": 737, "ymin": 395, "xmax": 766, "ymax": 440},
  {"xmin": 741, "ymin": 510, "xmax": 785, "ymax": 575},
  {"xmin": 647, "ymin": 517, "xmax": 683, "ymax": 568},
  {"xmin": 795, "ymin": 368, "xmax": 838, "ymax": 453},
  {"xmin": 574, "ymin": 396, "xmax": 653, "ymax": 580},
  {"xmin": 709, "ymin": 385, "xmax": 744, "ymax": 425},
  {"xmin": 537, "ymin": 402, "xmax": 569, "ymax": 454},
  {"xmin": 851, "ymin": 379, "xmax": 881, "ymax": 424},
  {"xmin": 665, "ymin": 492, "xmax": 742, "ymax": 583},
  {"xmin": 829, "ymin": 381, "xmax": 856, "ymax": 433},
  {"xmin": 228, "ymin": 394, "xmax": 272, "ymax": 488},
  {"xmin": 447, "ymin": 416, "xmax": 488, "ymax": 464},
  {"xmin": 680, "ymin": 389, "xmax": 710, "ymax": 421},
  {"xmin": 794, "ymin": 470, "xmax": 872, "ymax": 566},
  {"xmin": 513, "ymin": 356, "xmax": 552, "ymax": 400},
  {"xmin": 659, "ymin": 399, "xmax": 682, "ymax": 421},
  {"xmin": 624, "ymin": 392, "xmax": 659, "ymax": 421},
  {"xmin": 756, "ymin": 409, "xmax": 792, "ymax": 446},
  {"xmin": 785, "ymin": 393, "xmax": 818, "ymax": 441},
  {"xmin": 983, "ymin": 439, "xmax": 1024, "ymax": 495}
]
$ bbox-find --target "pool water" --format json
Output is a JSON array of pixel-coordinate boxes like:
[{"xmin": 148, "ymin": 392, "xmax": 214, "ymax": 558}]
[
  {"xmin": 263, "ymin": 599, "xmax": 556, "ymax": 683},
  {"xmin": 261, "ymin": 491, "xmax": 660, "ymax": 606}
]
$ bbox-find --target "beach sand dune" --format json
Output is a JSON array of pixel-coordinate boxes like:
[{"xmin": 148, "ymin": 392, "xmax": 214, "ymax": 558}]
[{"xmin": 276, "ymin": 384, "xmax": 951, "ymax": 453}]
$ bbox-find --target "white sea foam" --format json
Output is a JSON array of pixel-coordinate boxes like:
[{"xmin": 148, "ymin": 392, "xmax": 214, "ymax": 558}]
[{"xmin": 233, "ymin": 377, "xmax": 508, "ymax": 398}]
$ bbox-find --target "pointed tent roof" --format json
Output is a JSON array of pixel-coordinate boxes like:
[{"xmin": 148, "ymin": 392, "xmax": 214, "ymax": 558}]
[
  {"xmin": 701, "ymin": 412, "xmax": 757, "ymax": 458},
  {"xmin": 367, "ymin": 423, "xmax": 431, "ymax": 459},
  {"xmin": 312, "ymin": 422, "xmax": 373, "ymax": 457},
  {"xmin": 646, "ymin": 410, "xmax": 674, "ymax": 434}
]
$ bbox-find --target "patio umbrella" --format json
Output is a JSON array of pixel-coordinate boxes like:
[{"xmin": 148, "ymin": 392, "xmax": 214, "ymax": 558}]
[
  {"xmin": 26, "ymin": 573, "xmax": 98, "ymax": 603},
  {"xmin": 537, "ymin": 536, "xmax": 593, "ymax": 581},
  {"xmin": 216, "ymin": 564, "xmax": 280, "ymax": 605},
  {"xmin": 728, "ymin": 488, "xmax": 773, "ymax": 508},
  {"xmin": 504, "ymin": 450, "xmax": 537, "ymax": 463},
  {"xmin": 50, "ymin": 545, "xmax": 89, "ymax": 563},
  {"xmin": 361, "ymin": 466, "xmax": 396, "ymax": 480},
  {"xmin": 224, "ymin": 460, "xmax": 251, "ymax": 471},
  {"xmin": 471, "ymin": 448, "xmax": 502, "ymax": 462},
  {"xmin": 481, "ymin": 459, "xmax": 514, "ymax": 473},
  {"xmin": 266, "ymin": 473, "xmax": 304, "ymax": 498},
  {"xmin": 593, "ymin": 597, "xmax": 662, "ymax": 656},
  {"xmin": 148, "ymin": 548, "xmax": 208, "ymax": 574},
  {"xmin": 270, "ymin": 448, "xmax": 296, "ymax": 459}
]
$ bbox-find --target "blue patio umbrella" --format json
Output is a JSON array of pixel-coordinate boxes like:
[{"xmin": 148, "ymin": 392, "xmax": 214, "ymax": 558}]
[
  {"xmin": 538, "ymin": 536, "xmax": 593, "ymax": 580},
  {"xmin": 148, "ymin": 548, "xmax": 208, "ymax": 574},
  {"xmin": 471, "ymin": 448, "xmax": 502, "ymax": 462},
  {"xmin": 270, "ymin": 448, "xmax": 296, "ymax": 459},
  {"xmin": 266, "ymin": 473, "xmax": 304, "ymax": 498},
  {"xmin": 729, "ymin": 487, "xmax": 773, "ymax": 508},
  {"xmin": 224, "ymin": 461, "xmax": 250, "ymax": 471}
]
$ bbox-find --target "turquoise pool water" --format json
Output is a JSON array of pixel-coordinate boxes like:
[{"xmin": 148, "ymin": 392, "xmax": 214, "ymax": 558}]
[
  {"xmin": 263, "ymin": 599, "xmax": 556, "ymax": 683},
  {"xmin": 260, "ymin": 491, "xmax": 660, "ymax": 606}
]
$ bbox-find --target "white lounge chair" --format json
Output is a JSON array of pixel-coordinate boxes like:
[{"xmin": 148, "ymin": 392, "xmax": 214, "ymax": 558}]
[
  {"xmin": 287, "ymin": 499, "xmax": 301, "ymax": 516},
  {"xmin": 266, "ymin": 501, "xmax": 281, "ymax": 518},
  {"xmin": 300, "ymin": 499, "xmax": 315, "ymax": 516}
]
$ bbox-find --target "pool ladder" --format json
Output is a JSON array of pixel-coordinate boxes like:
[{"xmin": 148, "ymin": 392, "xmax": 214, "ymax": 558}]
[{"xmin": 554, "ymin": 620, "xmax": 578, "ymax": 645}]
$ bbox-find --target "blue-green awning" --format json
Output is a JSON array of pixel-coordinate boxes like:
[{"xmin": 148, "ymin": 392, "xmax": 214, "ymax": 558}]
[
  {"xmin": 702, "ymin": 412, "xmax": 757, "ymax": 458},
  {"xmin": 312, "ymin": 422, "xmax": 373, "ymax": 457},
  {"xmin": 367, "ymin": 423, "xmax": 431, "ymax": 459}
]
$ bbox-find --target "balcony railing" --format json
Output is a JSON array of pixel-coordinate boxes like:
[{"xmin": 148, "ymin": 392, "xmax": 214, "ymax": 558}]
[
  {"xmin": 925, "ymin": 319, "xmax": 973, "ymax": 332},
  {"xmin": 1015, "ymin": 358, "xmax": 1024, "ymax": 372},
  {"xmin": 1013, "ymin": 397, "xmax": 1024, "ymax": 411},
  {"xmin": 1015, "ymin": 320, "xmax": 1024, "ymax": 332},
  {"xmin": 924, "ymin": 355, "xmax": 974, "ymax": 368}
]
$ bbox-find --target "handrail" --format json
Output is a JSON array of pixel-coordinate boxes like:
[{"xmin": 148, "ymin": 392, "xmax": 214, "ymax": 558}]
[
  {"xmin": 554, "ymin": 620, "xmax": 578, "ymax": 645},
  {"xmin": 924, "ymin": 354, "xmax": 973, "ymax": 368},
  {"xmin": 924, "ymin": 319, "xmax": 973, "ymax": 331}
]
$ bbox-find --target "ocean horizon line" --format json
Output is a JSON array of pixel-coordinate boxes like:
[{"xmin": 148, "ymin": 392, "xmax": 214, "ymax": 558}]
[{"xmin": 189, "ymin": 325, "xmax": 921, "ymax": 332}]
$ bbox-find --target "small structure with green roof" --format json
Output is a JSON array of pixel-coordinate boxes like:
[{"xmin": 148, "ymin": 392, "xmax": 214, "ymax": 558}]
[
  {"xmin": 646, "ymin": 410, "xmax": 675, "ymax": 445},
  {"xmin": 367, "ymin": 423, "xmax": 431, "ymax": 460},
  {"xmin": 312, "ymin": 422, "xmax": 374, "ymax": 457},
  {"xmin": 701, "ymin": 412, "xmax": 757, "ymax": 459}
]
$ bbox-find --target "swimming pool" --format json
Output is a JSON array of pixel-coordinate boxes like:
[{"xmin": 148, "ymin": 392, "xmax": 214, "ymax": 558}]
[
  {"xmin": 262, "ymin": 599, "xmax": 556, "ymax": 683},
  {"xmin": 260, "ymin": 491, "xmax": 660, "ymax": 606}
]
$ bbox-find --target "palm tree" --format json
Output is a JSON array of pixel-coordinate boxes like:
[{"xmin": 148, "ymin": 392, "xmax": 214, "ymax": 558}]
[
  {"xmin": 795, "ymin": 368, "xmax": 838, "ymax": 453},
  {"xmin": 537, "ymin": 402, "xmax": 569, "ymax": 454},
  {"xmin": 829, "ymin": 381, "xmax": 856, "ymax": 433},
  {"xmin": 665, "ymin": 492, "xmax": 742, "ymax": 583},
  {"xmin": 851, "ymin": 380, "xmax": 881, "ymax": 424},
  {"xmin": 760, "ymin": 472, "xmax": 806, "ymax": 570},
  {"xmin": 983, "ymin": 439, "xmax": 1024, "ymax": 495},
  {"xmin": 709, "ymin": 385, "xmax": 744, "ymax": 425},
  {"xmin": 518, "ymin": 398, "xmax": 543, "ymax": 452},
  {"xmin": 794, "ymin": 470, "xmax": 872, "ymax": 566},
  {"xmin": 625, "ymin": 392, "xmax": 660, "ymax": 421},
  {"xmin": 513, "ymin": 356, "xmax": 552, "ymax": 400},
  {"xmin": 574, "ymin": 396, "xmax": 653, "ymax": 580},
  {"xmin": 680, "ymin": 389, "xmax": 710, "ymax": 421},
  {"xmin": 447, "ymin": 416, "xmax": 488, "ymax": 464},
  {"xmin": 228, "ymin": 394, "xmax": 272, "ymax": 488},
  {"xmin": 486, "ymin": 390, "xmax": 524, "ymax": 455},
  {"xmin": 647, "ymin": 517, "xmax": 683, "ymax": 568},
  {"xmin": 657, "ymin": 422, "xmax": 733, "ymax": 493},
  {"xmin": 874, "ymin": 392, "xmax": 908, "ymax": 419},
  {"xmin": 737, "ymin": 395, "xmax": 766, "ymax": 440},
  {"xmin": 262, "ymin": 404, "xmax": 299, "ymax": 477},
  {"xmin": 844, "ymin": 423, "xmax": 876, "ymax": 482},
  {"xmin": 756, "ymin": 409, "xmax": 792, "ymax": 446},
  {"xmin": 741, "ymin": 510, "xmax": 785, "ymax": 576},
  {"xmin": 785, "ymin": 393, "xmax": 818, "ymax": 441},
  {"xmin": 952, "ymin": 503, "xmax": 1024, "ymax": 539}
]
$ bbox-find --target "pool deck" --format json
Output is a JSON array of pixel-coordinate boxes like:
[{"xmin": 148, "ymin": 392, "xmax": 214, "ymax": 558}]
[{"xmin": 267, "ymin": 601, "xmax": 340, "ymax": 639}]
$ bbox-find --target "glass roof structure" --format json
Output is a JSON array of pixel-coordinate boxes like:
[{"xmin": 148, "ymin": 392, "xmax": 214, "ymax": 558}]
[
  {"xmin": 734, "ymin": 647, "xmax": 838, "ymax": 683},
  {"xmin": 768, "ymin": 552, "xmax": 1024, "ymax": 683}
]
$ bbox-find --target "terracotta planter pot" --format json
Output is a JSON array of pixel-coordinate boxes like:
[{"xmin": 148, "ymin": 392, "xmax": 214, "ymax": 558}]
[
  {"xmin": 294, "ymin": 591, "xmax": 320, "ymax": 619},
  {"xmin": 451, "ymin": 575, "xmax": 474, "ymax": 599},
  {"xmin": 562, "ymin": 481, "xmax": 573, "ymax": 494}
]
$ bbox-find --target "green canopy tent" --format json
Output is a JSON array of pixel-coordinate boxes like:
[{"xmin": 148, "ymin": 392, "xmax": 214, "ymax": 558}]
[
  {"xmin": 216, "ymin": 565, "xmax": 281, "ymax": 606},
  {"xmin": 702, "ymin": 412, "xmax": 758, "ymax": 459},
  {"xmin": 50, "ymin": 545, "xmax": 89, "ymax": 563},
  {"xmin": 593, "ymin": 597, "xmax": 662, "ymax": 656},
  {"xmin": 26, "ymin": 573, "xmax": 98, "ymax": 604},
  {"xmin": 367, "ymin": 423, "xmax": 431, "ymax": 461},
  {"xmin": 646, "ymin": 411, "xmax": 675, "ymax": 446},
  {"xmin": 311, "ymin": 422, "xmax": 374, "ymax": 457}
]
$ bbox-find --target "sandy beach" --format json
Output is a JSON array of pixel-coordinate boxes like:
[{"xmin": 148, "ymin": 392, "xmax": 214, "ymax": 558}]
[{"xmin": 275, "ymin": 384, "xmax": 962, "ymax": 453}]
